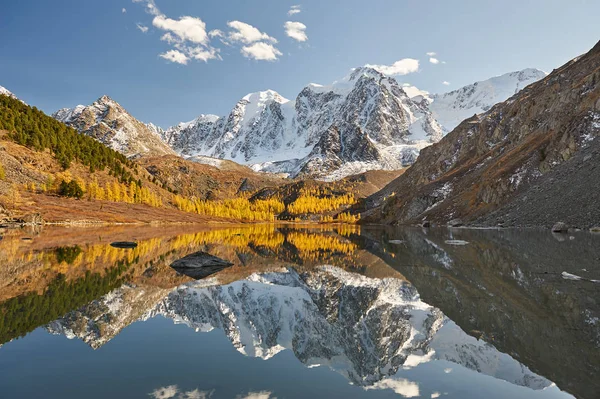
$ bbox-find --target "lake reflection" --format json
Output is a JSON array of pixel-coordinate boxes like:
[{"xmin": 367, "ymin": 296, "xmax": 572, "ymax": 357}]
[{"xmin": 0, "ymin": 225, "xmax": 598, "ymax": 398}]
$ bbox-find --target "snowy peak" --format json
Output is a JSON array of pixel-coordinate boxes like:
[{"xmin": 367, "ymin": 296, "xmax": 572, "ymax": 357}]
[
  {"xmin": 430, "ymin": 68, "xmax": 547, "ymax": 133},
  {"xmin": 242, "ymin": 89, "xmax": 289, "ymax": 105},
  {"xmin": 53, "ymin": 96, "xmax": 175, "ymax": 158},
  {"xmin": 164, "ymin": 66, "xmax": 443, "ymax": 180},
  {"xmin": 347, "ymin": 66, "xmax": 387, "ymax": 82}
]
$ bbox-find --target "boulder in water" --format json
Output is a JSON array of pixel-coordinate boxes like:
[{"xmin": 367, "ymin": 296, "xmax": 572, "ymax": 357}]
[
  {"xmin": 171, "ymin": 251, "xmax": 233, "ymax": 280},
  {"xmin": 551, "ymin": 222, "xmax": 569, "ymax": 233},
  {"xmin": 110, "ymin": 242, "xmax": 138, "ymax": 249}
]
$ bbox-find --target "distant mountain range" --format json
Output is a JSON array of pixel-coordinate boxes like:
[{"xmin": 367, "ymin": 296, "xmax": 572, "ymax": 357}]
[
  {"xmin": 50, "ymin": 67, "xmax": 546, "ymax": 180},
  {"xmin": 429, "ymin": 68, "xmax": 547, "ymax": 133}
]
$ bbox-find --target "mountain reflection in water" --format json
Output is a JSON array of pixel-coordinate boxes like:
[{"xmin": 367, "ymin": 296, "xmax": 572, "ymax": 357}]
[{"xmin": 0, "ymin": 224, "xmax": 597, "ymax": 399}]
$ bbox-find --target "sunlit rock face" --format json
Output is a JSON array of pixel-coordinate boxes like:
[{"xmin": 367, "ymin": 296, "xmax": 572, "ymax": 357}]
[{"xmin": 162, "ymin": 68, "xmax": 443, "ymax": 180}]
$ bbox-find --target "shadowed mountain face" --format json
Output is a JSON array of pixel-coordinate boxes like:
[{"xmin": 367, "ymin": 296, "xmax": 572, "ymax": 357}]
[
  {"xmin": 355, "ymin": 227, "xmax": 600, "ymax": 399},
  {"xmin": 362, "ymin": 41, "xmax": 600, "ymax": 228},
  {"xmin": 0, "ymin": 225, "xmax": 597, "ymax": 398}
]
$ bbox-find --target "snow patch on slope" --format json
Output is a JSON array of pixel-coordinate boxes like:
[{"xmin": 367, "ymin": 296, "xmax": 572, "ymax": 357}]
[{"xmin": 430, "ymin": 68, "xmax": 547, "ymax": 133}]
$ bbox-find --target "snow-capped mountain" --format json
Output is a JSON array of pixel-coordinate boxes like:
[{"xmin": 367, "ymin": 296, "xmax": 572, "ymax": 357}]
[
  {"xmin": 164, "ymin": 68, "xmax": 443, "ymax": 180},
  {"xmin": 46, "ymin": 267, "xmax": 551, "ymax": 391},
  {"xmin": 53, "ymin": 95, "xmax": 175, "ymax": 158},
  {"xmin": 159, "ymin": 114, "xmax": 221, "ymax": 156},
  {"xmin": 47, "ymin": 67, "xmax": 544, "ymax": 178},
  {"xmin": 428, "ymin": 68, "xmax": 547, "ymax": 133}
]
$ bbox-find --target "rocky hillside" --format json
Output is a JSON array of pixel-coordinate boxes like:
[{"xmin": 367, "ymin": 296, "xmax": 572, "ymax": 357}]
[
  {"xmin": 361, "ymin": 40, "xmax": 600, "ymax": 228},
  {"xmin": 163, "ymin": 67, "xmax": 443, "ymax": 180},
  {"xmin": 54, "ymin": 95, "xmax": 175, "ymax": 158},
  {"xmin": 138, "ymin": 155, "xmax": 286, "ymax": 201}
]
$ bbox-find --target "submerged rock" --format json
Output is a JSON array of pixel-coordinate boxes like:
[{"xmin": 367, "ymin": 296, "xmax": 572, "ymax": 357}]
[
  {"xmin": 110, "ymin": 242, "xmax": 138, "ymax": 249},
  {"xmin": 21, "ymin": 213, "xmax": 43, "ymax": 226},
  {"xmin": 422, "ymin": 220, "xmax": 431, "ymax": 228},
  {"xmin": 445, "ymin": 240, "xmax": 469, "ymax": 246},
  {"xmin": 171, "ymin": 251, "xmax": 233, "ymax": 280},
  {"xmin": 551, "ymin": 222, "xmax": 569, "ymax": 233},
  {"xmin": 448, "ymin": 219, "xmax": 464, "ymax": 227}
]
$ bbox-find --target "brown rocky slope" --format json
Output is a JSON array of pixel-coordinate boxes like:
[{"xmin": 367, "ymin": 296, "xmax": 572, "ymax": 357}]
[{"xmin": 360, "ymin": 40, "xmax": 600, "ymax": 229}]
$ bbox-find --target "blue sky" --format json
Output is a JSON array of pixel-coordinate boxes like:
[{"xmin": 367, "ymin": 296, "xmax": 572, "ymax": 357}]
[{"xmin": 1, "ymin": 0, "xmax": 599, "ymax": 127}]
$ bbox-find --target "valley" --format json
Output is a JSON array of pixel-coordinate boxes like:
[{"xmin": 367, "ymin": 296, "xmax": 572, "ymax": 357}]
[
  {"xmin": 0, "ymin": 42, "xmax": 598, "ymax": 230},
  {"xmin": 1, "ymin": 4, "xmax": 598, "ymax": 399}
]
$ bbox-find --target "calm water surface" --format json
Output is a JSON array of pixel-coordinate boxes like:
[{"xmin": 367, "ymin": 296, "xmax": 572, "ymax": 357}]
[{"xmin": 0, "ymin": 224, "xmax": 598, "ymax": 399}]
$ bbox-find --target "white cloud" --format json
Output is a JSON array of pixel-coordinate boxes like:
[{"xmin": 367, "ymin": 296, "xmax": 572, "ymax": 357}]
[
  {"xmin": 150, "ymin": 385, "xmax": 179, "ymax": 399},
  {"xmin": 227, "ymin": 21, "xmax": 277, "ymax": 44},
  {"xmin": 288, "ymin": 5, "xmax": 302, "ymax": 16},
  {"xmin": 284, "ymin": 21, "xmax": 308, "ymax": 42},
  {"xmin": 179, "ymin": 389, "xmax": 213, "ymax": 399},
  {"xmin": 209, "ymin": 29, "xmax": 224, "ymax": 38},
  {"xmin": 189, "ymin": 46, "xmax": 221, "ymax": 62},
  {"xmin": 133, "ymin": 0, "xmax": 161, "ymax": 16},
  {"xmin": 442, "ymin": 81, "xmax": 450, "ymax": 86},
  {"xmin": 426, "ymin": 52, "xmax": 436, "ymax": 56},
  {"xmin": 236, "ymin": 392, "xmax": 274, "ymax": 399},
  {"xmin": 153, "ymin": 15, "xmax": 210, "ymax": 45},
  {"xmin": 122, "ymin": 8, "xmax": 127, "ymax": 13},
  {"xmin": 365, "ymin": 378, "xmax": 420, "ymax": 398},
  {"xmin": 401, "ymin": 83, "xmax": 430, "ymax": 99},
  {"xmin": 429, "ymin": 57, "xmax": 440, "ymax": 64},
  {"xmin": 241, "ymin": 42, "xmax": 282, "ymax": 61},
  {"xmin": 402, "ymin": 351, "xmax": 435, "ymax": 369},
  {"xmin": 159, "ymin": 50, "xmax": 189, "ymax": 65},
  {"xmin": 149, "ymin": 386, "xmax": 213, "ymax": 399},
  {"xmin": 134, "ymin": 1, "xmax": 220, "ymax": 64},
  {"xmin": 365, "ymin": 58, "xmax": 419, "ymax": 76},
  {"xmin": 221, "ymin": 21, "xmax": 281, "ymax": 61}
]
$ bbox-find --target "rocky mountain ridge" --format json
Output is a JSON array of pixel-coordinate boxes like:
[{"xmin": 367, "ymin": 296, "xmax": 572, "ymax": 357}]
[
  {"xmin": 160, "ymin": 68, "xmax": 443, "ymax": 180},
  {"xmin": 161, "ymin": 67, "xmax": 545, "ymax": 180},
  {"xmin": 53, "ymin": 95, "xmax": 175, "ymax": 158},
  {"xmin": 46, "ymin": 66, "xmax": 545, "ymax": 180}
]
